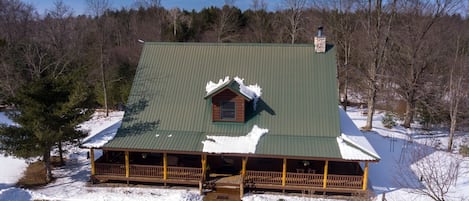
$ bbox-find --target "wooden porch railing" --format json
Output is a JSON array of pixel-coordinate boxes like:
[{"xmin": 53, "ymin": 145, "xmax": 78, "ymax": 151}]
[
  {"xmin": 245, "ymin": 170, "xmax": 363, "ymax": 190},
  {"xmin": 94, "ymin": 163, "xmax": 362, "ymax": 190},
  {"xmin": 285, "ymin": 172, "xmax": 323, "ymax": 187},
  {"xmin": 167, "ymin": 166, "xmax": 203, "ymax": 181},
  {"xmin": 95, "ymin": 163, "xmax": 125, "ymax": 176},
  {"xmin": 130, "ymin": 164, "xmax": 163, "ymax": 177},
  {"xmin": 326, "ymin": 174, "xmax": 363, "ymax": 189},
  {"xmin": 96, "ymin": 163, "xmax": 202, "ymax": 181},
  {"xmin": 245, "ymin": 170, "xmax": 282, "ymax": 185}
]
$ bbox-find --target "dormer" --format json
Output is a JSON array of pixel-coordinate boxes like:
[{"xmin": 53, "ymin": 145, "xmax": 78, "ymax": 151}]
[{"xmin": 205, "ymin": 77, "xmax": 262, "ymax": 123}]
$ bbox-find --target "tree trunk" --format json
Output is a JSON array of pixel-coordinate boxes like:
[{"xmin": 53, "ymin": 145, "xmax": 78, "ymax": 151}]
[
  {"xmin": 58, "ymin": 141, "xmax": 65, "ymax": 166},
  {"xmin": 100, "ymin": 45, "xmax": 109, "ymax": 117},
  {"xmin": 43, "ymin": 149, "xmax": 53, "ymax": 182},
  {"xmin": 448, "ymin": 37, "xmax": 464, "ymax": 152},
  {"xmin": 343, "ymin": 73, "xmax": 348, "ymax": 111},
  {"xmin": 403, "ymin": 90, "xmax": 416, "ymax": 128},
  {"xmin": 364, "ymin": 84, "xmax": 377, "ymax": 130},
  {"xmin": 448, "ymin": 115, "xmax": 457, "ymax": 152}
]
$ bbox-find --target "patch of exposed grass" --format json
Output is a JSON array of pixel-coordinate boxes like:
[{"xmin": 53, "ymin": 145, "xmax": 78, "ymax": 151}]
[
  {"xmin": 17, "ymin": 156, "xmax": 66, "ymax": 188},
  {"xmin": 50, "ymin": 156, "xmax": 65, "ymax": 167},
  {"xmin": 17, "ymin": 161, "xmax": 48, "ymax": 188}
]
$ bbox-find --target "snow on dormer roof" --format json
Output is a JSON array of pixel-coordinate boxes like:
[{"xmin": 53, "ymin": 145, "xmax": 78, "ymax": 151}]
[{"xmin": 205, "ymin": 76, "xmax": 261, "ymax": 100}]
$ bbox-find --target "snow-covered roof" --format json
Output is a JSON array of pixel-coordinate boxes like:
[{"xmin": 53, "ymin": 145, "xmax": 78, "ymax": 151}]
[
  {"xmin": 205, "ymin": 76, "xmax": 262, "ymax": 100},
  {"xmin": 80, "ymin": 111, "xmax": 124, "ymax": 149},
  {"xmin": 232, "ymin": 77, "xmax": 262, "ymax": 100},
  {"xmin": 205, "ymin": 76, "xmax": 231, "ymax": 95},
  {"xmin": 201, "ymin": 125, "xmax": 268, "ymax": 154},
  {"xmin": 338, "ymin": 107, "xmax": 381, "ymax": 161}
]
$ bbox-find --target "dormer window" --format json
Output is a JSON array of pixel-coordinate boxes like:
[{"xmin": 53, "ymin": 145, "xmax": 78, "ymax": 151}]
[
  {"xmin": 205, "ymin": 76, "xmax": 262, "ymax": 123},
  {"xmin": 220, "ymin": 101, "xmax": 236, "ymax": 120}
]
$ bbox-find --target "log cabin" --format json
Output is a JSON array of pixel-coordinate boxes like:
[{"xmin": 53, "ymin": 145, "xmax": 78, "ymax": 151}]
[{"xmin": 81, "ymin": 30, "xmax": 380, "ymax": 198}]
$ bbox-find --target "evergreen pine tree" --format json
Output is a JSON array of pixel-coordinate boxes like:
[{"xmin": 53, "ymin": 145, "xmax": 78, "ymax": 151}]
[{"xmin": 0, "ymin": 74, "xmax": 93, "ymax": 182}]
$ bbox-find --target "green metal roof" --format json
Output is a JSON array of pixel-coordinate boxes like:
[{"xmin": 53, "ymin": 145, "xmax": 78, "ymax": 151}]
[{"xmin": 105, "ymin": 42, "xmax": 341, "ymax": 159}]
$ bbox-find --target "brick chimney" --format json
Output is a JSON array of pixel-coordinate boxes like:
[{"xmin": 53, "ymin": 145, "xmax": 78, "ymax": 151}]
[{"xmin": 314, "ymin": 26, "xmax": 326, "ymax": 53}]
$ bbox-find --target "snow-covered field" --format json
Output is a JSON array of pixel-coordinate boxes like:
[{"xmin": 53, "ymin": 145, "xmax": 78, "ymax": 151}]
[{"xmin": 1, "ymin": 109, "xmax": 468, "ymax": 201}]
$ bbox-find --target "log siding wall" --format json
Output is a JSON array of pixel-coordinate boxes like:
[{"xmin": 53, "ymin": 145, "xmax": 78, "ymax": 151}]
[{"xmin": 212, "ymin": 89, "xmax": 245, "ymax": 122}]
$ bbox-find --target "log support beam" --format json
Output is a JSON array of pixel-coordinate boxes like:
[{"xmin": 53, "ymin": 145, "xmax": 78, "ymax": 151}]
[
  {"xmin": 125, "ymin": 151, "xmax": 130, "ymax": 178},
  {"xmin": 201, "ymin": 154, "xmax": 207, "ymax": 181},
  {"xmin": 240, "ymin": 157, "xmax": 248, "ymax": 199},
  {"xmin": 282, "ymin": 158, "xmax": 287, "ymax": 187},
  {"xmin": 363, "ymin": 162, "xmax": 369, "ymax": 191},
  {"xmin": 323, "ymin": 160, "xmax": 329, "ymax": 189},
  {"xmin": 90, "ymin": 148, "xmax": 95, "ymax": 176},
  {"xmin": 163, "ymin": 153, "xmax": 168, "ymax": 185},
  {"xmin": 241, "ymin": 157, "xmax": 247, "ymax": 177}
]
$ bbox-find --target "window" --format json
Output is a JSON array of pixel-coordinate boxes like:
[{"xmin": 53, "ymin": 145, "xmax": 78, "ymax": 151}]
[{"xmin": 220, "ymin": 101, "xmax": 236, "ymax": 119}]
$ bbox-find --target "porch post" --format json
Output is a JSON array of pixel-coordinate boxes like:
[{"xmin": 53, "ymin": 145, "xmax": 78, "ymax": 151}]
[
  {"xmin": 201, "ymin": 154, "xmax": 207, "ymax": 180},
  {"xmin": 241, "ymin": 157, "xmax": 247, "ymax": 177},
  {"xmin": 240, "ymin": 157, "xmax": 247, "ymax": 200},
  {"xmin": 105, "ymin": 150, "xmax": 109, "ymax": 161},
  {"xmin": 90, "ymin": 148, "xmax": 95, "ymax": 176},
  {"xmin": 125, "ymin": 151, "xmax": 130, "ymax": 178},
  {"xmin": 282, "ymin": 158, "xmax": 287, "ymax": 187},
  {"xmin": 163, "ymin": 153, "xmax": 168, "ymax": 181},
  {"xmin": 323, "ymin": 160, "xmax": 328, "ymax": 189},
  {"xmin": 362, "ymin": 162, "xmax": 369, "ymax": 191}
]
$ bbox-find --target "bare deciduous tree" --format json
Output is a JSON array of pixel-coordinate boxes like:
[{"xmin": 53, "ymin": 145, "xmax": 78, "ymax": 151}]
[
  {"xmin": 359, "ymin": 0, "xmax": 397, "ymax": 130},
  {"xmin": 392, "ymin": 0, "xmax": 461, "ymax": 128},
  {"xmin": 214, "ymin": 1, "xmax": 241, "ymax": 42},
  {"xmin": 0, "ymin": 0, "xmax": 35, "ymax": 98},
  {"xmin": 247, "ymin": 0, "xmax": 272, "ymax": 43},
  {"xmin": 397, "ymin": 144, "xmax": 463, "ymax": 201},
  {"xmin": 281, "ymin": 0, "xmax": 308, "ymax": 44},
  {"xmin": 168, "ymin": 7, "xmax": 181, "ymax": 37},
  {"xmin": 318, "ymin": 0, "xmax": 360, "ymax": 111},
  {"xmin": 133, "ymin": 0, "xmax": 161, "ymax": 8},
  {"xmin": 447, "ymin": 35, "xmax": 469, "ymax": 152},
  {"xmin": 87, "ymin": 0, "xmax": 111, "ymax": 116}
]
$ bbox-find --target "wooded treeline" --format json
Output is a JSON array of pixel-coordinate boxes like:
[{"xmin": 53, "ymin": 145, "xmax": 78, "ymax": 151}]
[{"xmin": 1, "ymin": 0, "xmax": 468, "ymax": 148}]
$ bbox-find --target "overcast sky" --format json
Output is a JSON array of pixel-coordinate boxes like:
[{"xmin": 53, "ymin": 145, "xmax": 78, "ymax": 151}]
[{"xmin": 22, "ymin": 0, "xmax": 284, "ymax": 16}]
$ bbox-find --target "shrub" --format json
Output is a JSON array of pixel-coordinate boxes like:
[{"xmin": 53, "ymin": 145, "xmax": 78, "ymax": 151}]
[
  {"xmin": 382, "ymin": 112, "xmax": 397, "ymax": 129},
  {"xmin": 459, "ymin": 145, "xmax": 469, "ymax": 157}
]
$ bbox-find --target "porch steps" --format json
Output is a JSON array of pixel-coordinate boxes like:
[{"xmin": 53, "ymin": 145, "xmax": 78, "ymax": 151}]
[
  {"xmin": 203, "ymin": 186, "xmax": 241, "ymax": 201},
  {"xmin": 203, "ymin": 175, "xmax": 243, "ymax": 201}
]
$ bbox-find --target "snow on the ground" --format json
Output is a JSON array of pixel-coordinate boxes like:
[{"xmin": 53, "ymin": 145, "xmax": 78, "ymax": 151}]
[
  {"xmin": 202, "ymin": 125, "xmax": 268, "ymax": 154},
  {"xmin": 0, "ymin": 112, "xmax": 15, "ymax": 126},
  {"xmin": 346, "ymin": 107, "xmax": 469, "ymax": 201},
  {"xmin": 0, "ymin": 156, "xmax": 27, "ymax": 185},
  {"xmin": 243, "ymin": 194, "xmax": 343, "ymax": 201},
  {"xmin": 0, "ymin": 112, "xmax": 28, "ymax": 193},
  {"xmin": 1, "ymin": 108, "xmax": 469, "ymax": 201}
]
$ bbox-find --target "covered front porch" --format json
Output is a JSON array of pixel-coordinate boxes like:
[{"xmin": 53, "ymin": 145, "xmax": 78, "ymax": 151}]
[{"xmin": 89, "ymin": 149, "xmax": 371, "ymax": 195}]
